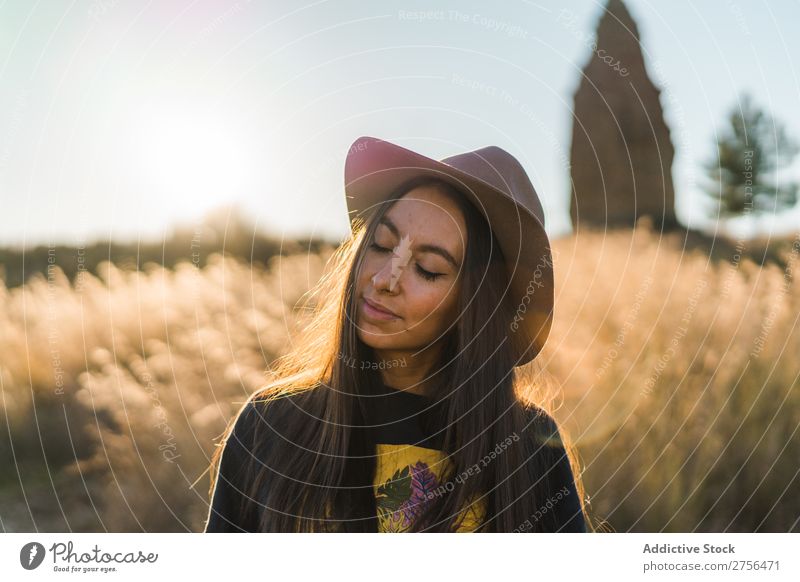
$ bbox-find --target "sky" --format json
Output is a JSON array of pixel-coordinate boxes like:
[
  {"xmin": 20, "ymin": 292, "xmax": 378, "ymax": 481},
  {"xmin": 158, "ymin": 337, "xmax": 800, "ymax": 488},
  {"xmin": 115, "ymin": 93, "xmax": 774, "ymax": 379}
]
[{"xmin": 1, "ymin": 0, "xmax": 799, "ymax": 249}]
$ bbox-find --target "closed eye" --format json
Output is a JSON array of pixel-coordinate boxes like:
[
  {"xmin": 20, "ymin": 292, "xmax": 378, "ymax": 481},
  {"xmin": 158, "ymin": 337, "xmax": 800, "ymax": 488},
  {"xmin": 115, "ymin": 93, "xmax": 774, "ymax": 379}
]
[
  {"xmin": 415, "ymin": 264, "xmax": 442, "ymax": 281},
  {"xmin": 369, "ymin": 243, "xmax": 443, "ymax": 282},
  {"xmin": 370, "ymin": 242, "xmax": 390, "ymax": 254}
]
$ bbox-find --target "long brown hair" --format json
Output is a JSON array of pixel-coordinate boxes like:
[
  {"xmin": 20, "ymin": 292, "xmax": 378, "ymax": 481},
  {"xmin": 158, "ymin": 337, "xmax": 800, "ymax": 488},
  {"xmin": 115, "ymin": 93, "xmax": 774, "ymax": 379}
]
[{"xmin": 208, "ymin": 175, "xmax": 590, "ymax": 532}]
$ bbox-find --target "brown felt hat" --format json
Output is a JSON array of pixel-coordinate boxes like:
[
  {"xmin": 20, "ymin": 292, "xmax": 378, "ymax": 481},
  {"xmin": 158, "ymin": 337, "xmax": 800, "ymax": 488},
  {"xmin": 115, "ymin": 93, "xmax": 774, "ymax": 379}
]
[{"xmin": 344, "ymin": 136, "xmax": 554, "ymax": 366}]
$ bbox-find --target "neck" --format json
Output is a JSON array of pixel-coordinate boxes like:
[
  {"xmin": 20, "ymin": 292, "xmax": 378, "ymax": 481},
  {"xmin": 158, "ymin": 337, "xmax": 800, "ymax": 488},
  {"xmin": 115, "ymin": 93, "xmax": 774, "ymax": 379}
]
[{"xmin": 371, "ymin": 344, "xmax": 441, "ymax": 396}]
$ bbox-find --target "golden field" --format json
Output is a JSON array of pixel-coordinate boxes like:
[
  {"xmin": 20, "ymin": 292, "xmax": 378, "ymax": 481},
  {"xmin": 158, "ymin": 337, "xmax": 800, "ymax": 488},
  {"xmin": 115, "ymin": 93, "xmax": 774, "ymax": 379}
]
[{"xmin": 1, "ymin": 221, "xmax": 798, "ymax": 532}]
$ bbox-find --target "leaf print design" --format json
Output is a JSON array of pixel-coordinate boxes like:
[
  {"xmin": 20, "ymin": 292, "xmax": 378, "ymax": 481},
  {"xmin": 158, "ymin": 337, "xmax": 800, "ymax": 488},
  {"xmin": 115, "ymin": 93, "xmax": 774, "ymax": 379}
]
[
  {"xmin": 398, "ymin": 461, "xmax": 439, "ymax": 525},
  {"xmin": 376, "ymin": 461, "xmax": 440, "ymax": 531},
  {"xmin": 375, "ymin": 466, "xmax": 412, "ymax": 527},
  {"xmin": 410, "ymin": 461, "xmax": 439, "ymax": 499},
  {"xmin": 383, "ymin": 508, "xmax": 407, "ymax": 533},
  {"xmin": 373, "ymin": 445, "xmax": 486, "ymax": 532}
]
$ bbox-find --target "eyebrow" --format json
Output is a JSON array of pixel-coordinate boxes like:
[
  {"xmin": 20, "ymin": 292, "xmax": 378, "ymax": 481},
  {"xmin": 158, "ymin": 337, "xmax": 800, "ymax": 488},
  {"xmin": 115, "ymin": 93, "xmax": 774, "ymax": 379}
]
[{"xmin": 378, "ymin": 216, "xmax": 460, "ymax": 269}]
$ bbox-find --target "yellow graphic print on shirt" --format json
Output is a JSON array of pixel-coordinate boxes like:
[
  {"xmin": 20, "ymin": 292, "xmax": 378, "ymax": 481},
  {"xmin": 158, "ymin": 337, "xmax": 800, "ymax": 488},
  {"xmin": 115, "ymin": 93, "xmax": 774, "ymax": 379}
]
[{"xmin": 373, "ymin": 443, "xmax": 486, "ymax": 532}]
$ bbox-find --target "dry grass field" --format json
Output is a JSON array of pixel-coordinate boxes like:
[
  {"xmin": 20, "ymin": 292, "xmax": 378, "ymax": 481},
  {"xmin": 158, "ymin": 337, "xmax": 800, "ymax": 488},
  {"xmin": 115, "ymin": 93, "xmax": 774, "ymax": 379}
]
[{"xmin": 1, "ymin": 221, "xmax": 798, "ymax": 532}]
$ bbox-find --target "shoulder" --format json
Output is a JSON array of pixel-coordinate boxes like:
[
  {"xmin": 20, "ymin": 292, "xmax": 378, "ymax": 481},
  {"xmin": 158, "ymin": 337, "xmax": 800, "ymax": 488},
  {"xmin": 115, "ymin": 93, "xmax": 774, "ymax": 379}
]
[
  {"xmin": 227, "ymin": 389, "xmax": 304, "ymax": 447},
  {"xmin": 214, "ymin": 391, "xmax": 303, "ymax": 493},
  {"xmin": 520, "ymin": 404, "xmax": 565, "ymax": 449},
  {"xmin": 216, "ymin": 399, "xmax": 259, "ymax": 476},
  {"xmin": 518, "ymin": 405, "xmax": 577, "ymax": 497},
  {"xmin": 519, "ymin": 405, "xmax": 588, "ymax": 532}
]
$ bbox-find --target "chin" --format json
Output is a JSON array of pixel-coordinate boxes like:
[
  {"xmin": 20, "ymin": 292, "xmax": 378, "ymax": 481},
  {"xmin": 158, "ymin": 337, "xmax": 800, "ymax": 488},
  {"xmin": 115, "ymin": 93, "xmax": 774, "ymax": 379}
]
[
  {"xmin": 357, "ymin": 328, "xmax": 384, "ymax": 347},
  {"xmin": 357, "ymin": 327, "xmax": 398, "ymax": 350}
]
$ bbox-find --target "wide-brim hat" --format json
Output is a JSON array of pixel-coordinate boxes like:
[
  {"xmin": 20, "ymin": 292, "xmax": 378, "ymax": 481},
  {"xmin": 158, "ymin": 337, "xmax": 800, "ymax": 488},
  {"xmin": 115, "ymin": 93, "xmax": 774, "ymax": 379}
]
[{"xmin": 343, "ymin": 136, "xmax": 554, "ymax": 367}]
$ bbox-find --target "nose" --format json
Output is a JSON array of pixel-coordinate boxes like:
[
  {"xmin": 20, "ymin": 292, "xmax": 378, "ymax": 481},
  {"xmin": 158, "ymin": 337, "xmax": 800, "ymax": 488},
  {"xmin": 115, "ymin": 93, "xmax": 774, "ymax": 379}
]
[
  {"xmin": 371, "ymin": 238, "xmax": 413, "ymax": 293},
  {"xmin": 371, "ymin": 254, "xmax": 400, "ymax": 293}
]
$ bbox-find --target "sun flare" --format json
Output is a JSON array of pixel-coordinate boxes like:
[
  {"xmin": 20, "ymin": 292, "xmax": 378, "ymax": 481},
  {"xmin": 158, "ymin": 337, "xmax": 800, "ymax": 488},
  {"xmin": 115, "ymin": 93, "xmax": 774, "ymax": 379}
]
[{"xmin": 132, "ymin": 101, "xmax": 252, "ymax": 215}]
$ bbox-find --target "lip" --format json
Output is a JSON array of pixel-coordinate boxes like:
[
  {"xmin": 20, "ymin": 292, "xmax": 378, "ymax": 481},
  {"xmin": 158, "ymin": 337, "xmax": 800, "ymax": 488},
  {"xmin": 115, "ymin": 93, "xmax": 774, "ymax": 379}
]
[{"xmin": 362, "ymin": 296, "xmax": 400, "ymax": 320}]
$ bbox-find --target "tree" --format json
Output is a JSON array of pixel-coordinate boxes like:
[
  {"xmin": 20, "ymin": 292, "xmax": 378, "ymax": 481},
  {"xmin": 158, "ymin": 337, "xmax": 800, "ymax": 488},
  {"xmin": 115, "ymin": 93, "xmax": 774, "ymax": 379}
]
[{"xmin": 703, "ymin": 92, "xmax": 799, "ymax": 219}]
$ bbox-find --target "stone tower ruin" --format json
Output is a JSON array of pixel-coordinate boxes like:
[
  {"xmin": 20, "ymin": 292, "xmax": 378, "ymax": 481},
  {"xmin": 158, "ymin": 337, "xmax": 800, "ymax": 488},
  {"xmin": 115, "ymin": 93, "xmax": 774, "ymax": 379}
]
[{"xmin": 569, "ymin": 0, "xmax": 677, "ymax": 230}]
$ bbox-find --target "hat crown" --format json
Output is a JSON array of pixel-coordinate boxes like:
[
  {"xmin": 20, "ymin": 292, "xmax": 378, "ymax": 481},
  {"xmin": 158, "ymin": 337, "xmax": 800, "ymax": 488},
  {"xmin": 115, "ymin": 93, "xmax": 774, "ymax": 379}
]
[{"xmin": 441, "ymin": 146, "xmax": 546, "ymax": 228}]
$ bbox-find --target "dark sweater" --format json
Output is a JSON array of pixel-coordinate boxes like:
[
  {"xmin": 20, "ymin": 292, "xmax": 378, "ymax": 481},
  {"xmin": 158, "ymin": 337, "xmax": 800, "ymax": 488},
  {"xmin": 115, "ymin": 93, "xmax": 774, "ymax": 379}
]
[{"xmin": 204, "ymin": 383, "xmax": 587, "ymax": 533}]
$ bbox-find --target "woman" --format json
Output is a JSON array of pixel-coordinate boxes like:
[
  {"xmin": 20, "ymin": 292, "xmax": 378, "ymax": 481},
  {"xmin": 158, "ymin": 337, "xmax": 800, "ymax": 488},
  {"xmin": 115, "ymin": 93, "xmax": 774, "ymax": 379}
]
[{"xmin": 204, "ymin": 136, "xmax": 590, "ymax": 533}]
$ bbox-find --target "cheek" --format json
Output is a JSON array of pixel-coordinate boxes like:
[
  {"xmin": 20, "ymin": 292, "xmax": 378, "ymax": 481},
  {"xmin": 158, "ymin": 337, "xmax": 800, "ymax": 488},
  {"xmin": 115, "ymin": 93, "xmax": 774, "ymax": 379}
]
[
  {"xmin": 405, "ymin": 282, "xmax": 459, "ymax": 327},
  {"xmin": 356, "ymin": 256, "xmax": 378, "ymax": 290},
  {"xmin": 438, "ymin": 283, "xmax": 461, "ymax": 324},
  {"xmin": 358, "ymin": 254, "xmax": 385, "ymax": 286}
]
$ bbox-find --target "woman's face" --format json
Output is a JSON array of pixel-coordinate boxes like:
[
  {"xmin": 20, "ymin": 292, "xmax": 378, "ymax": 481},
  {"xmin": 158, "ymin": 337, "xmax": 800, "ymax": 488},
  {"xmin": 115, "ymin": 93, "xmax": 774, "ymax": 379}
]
[{"xmin": 355, "ymin": 184, "xmax": 466, "ymax": 354}]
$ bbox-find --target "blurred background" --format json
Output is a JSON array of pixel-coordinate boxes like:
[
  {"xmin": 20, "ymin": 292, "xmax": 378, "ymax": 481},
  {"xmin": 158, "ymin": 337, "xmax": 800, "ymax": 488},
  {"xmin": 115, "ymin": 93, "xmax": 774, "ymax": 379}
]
[{"xmin": 0, "ymin": 0, "xmax": 798, "ymax": 532}]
